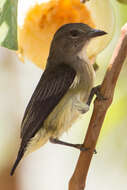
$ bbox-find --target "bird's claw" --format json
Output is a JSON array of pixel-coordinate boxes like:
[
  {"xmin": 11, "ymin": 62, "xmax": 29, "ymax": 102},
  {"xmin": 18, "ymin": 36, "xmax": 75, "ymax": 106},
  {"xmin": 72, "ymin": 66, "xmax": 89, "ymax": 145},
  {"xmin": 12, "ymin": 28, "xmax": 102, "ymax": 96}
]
[
  {"xmin": 75, "ymin": 144, "xmax": 90, "ymax": 151},
  {"xmin": 95, "ymin": 85, "xmax": 107, "ymax": 101}
]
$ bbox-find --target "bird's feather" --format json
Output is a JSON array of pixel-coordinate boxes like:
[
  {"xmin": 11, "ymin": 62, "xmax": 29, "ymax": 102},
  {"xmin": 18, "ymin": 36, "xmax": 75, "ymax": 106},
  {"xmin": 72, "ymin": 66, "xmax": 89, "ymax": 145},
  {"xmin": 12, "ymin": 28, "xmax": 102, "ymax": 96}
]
[{"xmin": 10, "ymin": 63, "xmax": 76, "ymax": 175}]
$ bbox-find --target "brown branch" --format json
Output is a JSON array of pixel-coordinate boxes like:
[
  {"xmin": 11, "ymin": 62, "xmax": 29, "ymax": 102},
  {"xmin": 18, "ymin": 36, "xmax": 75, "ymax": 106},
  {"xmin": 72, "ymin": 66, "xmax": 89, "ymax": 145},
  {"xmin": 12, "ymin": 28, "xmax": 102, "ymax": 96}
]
[{"xmin": 69, "ymin": 23, "xmax": 127, "ymax": 190}]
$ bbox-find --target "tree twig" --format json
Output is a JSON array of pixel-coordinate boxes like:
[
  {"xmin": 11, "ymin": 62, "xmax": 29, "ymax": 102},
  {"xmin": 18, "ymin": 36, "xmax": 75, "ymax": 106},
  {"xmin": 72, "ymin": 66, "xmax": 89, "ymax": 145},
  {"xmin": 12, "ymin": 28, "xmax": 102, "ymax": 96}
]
[{"xmin": 69, "ymin": 23, "xmax": 127, "ymax": 190}]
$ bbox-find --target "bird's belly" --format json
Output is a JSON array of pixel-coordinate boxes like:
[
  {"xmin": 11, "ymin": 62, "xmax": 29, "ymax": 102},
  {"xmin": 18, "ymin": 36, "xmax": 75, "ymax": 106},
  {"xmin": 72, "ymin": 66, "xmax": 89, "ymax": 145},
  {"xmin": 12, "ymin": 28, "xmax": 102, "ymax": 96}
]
[
  {"xmin": 43, "ymin": 89, "xmax": 90, "ymax": 138},
  {"xmin": 46, "ymin": 98, "xmax": 80, "ymax": 137}
]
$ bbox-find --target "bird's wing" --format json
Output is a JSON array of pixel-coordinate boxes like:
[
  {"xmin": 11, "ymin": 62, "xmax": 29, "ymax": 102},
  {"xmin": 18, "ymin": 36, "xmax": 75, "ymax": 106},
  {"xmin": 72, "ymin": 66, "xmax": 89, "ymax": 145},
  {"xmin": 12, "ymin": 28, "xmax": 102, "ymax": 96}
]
[
  {"xmin": 21, "ymin": 64, "xmax": 76, "ymax": 140},
  {"xmin": 10, "ymin": 64, "xmax": 76, "ymax": 175}
]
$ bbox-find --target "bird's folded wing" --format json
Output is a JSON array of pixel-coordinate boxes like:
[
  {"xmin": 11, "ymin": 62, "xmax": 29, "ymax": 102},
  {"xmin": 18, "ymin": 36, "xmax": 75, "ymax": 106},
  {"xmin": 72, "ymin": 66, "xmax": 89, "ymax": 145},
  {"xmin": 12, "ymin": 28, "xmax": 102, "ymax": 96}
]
[{"xmin": 21, "ymin": 64, "xmax": 76, "ymax": 144}]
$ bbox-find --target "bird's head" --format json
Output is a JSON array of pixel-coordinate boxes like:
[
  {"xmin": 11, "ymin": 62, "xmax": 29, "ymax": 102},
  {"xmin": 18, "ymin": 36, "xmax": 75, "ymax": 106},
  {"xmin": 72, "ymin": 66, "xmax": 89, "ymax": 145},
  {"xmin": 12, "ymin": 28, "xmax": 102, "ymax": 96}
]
[{"xmin": 49, "ymin": 23, "xmax": 107, "ymax": 59}]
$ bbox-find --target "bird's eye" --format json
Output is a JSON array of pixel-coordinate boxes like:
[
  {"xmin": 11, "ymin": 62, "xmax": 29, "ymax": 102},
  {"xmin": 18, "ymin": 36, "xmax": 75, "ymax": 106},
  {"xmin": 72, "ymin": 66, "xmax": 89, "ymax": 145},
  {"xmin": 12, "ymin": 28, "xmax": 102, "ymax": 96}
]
[{"xmin": 70, "ymin": 30, "xmax": 79, "ymax": 37}]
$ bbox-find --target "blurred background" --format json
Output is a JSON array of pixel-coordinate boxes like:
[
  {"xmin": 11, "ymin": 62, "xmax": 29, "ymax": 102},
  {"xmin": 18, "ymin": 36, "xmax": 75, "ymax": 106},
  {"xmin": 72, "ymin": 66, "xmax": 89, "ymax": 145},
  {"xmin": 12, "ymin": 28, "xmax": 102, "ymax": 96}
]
[{"xmin": 0, "ymin": 0, "xmax": 127, "ymax": 190}]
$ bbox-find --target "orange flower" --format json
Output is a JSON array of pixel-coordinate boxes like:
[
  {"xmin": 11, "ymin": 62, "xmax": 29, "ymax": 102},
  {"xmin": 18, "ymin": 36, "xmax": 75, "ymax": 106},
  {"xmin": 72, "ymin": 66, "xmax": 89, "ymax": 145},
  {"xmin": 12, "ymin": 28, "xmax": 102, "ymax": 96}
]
[{"xmin": 18, "ymin": 0, "xmax": 115, "ymax": 69}]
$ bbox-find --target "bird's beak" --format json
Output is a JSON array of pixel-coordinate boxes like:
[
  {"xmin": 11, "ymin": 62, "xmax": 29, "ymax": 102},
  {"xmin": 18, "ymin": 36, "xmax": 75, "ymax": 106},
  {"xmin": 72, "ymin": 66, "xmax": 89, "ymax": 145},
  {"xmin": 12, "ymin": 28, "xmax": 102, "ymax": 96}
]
[{"xmin": 88, "ymin": 29, "xmax": 107, "ymax": 38}]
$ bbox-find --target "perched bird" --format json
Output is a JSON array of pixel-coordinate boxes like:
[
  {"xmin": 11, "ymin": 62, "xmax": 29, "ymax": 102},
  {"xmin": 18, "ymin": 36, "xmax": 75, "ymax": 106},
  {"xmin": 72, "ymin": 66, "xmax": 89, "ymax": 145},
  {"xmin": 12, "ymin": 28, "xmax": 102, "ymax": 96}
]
[{"xmin": 10, "ymin": 23, "xmax": 106, "ymax": 175}]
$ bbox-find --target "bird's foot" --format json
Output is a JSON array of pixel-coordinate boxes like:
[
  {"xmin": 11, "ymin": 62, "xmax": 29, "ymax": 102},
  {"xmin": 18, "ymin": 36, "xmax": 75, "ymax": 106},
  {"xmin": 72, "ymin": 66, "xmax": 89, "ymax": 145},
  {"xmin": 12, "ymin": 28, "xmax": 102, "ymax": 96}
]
[
  {"xmin": 50, "ymin": 138, "xmax": 90, "ymax": 152},
  {"xmin": 87, "ymin": 85, "xmax": 107, "ymax": 106}
]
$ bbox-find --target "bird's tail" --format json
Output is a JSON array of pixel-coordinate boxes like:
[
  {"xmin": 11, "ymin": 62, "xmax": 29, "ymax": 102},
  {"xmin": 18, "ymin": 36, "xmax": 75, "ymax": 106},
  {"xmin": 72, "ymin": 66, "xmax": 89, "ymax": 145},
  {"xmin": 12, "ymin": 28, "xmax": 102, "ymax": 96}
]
[{"xmin": 10, "ymin": 145, "xmax": 25, "ymax": 176}]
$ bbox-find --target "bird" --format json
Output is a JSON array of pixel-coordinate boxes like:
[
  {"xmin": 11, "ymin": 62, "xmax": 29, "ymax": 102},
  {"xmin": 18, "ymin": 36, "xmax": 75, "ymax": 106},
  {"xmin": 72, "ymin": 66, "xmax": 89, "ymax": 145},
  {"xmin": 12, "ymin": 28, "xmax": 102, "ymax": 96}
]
[{"xmin": 10, "ymin": 23, "xmax": 106, "ymax": 176}]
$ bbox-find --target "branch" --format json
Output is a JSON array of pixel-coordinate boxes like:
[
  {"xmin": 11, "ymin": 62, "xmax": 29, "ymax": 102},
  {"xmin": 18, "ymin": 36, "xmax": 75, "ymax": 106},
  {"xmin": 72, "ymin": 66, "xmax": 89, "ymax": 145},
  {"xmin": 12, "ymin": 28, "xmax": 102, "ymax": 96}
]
[{"xmin": 69, "ymin": 23, "xmax": 127, "ymax": 190}]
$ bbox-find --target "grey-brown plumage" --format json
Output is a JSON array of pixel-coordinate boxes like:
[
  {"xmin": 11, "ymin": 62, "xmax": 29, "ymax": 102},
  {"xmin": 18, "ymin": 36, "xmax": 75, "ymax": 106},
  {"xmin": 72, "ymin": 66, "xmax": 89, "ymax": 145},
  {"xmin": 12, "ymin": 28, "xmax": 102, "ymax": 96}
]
[{"xmin": 10, "ymin": 23, "xmax": 106, "ymax": 176}]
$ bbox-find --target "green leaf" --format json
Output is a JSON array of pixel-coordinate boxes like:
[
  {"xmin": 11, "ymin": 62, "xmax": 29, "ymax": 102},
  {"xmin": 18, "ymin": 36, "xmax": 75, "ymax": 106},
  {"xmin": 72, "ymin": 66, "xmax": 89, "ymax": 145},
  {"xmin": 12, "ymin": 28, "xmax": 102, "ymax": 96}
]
[{"xmin": 0, "ymin": 0, "xmax": 18, "ymax": 50}]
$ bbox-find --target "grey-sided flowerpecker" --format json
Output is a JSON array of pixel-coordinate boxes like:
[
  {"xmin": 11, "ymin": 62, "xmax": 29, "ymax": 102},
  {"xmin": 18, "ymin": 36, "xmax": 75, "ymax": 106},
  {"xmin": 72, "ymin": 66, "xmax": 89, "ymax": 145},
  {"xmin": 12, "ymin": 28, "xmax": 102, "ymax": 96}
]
[{"xmin": 10, "ymin": 23, "xmax": 106, "ymax": 175}]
